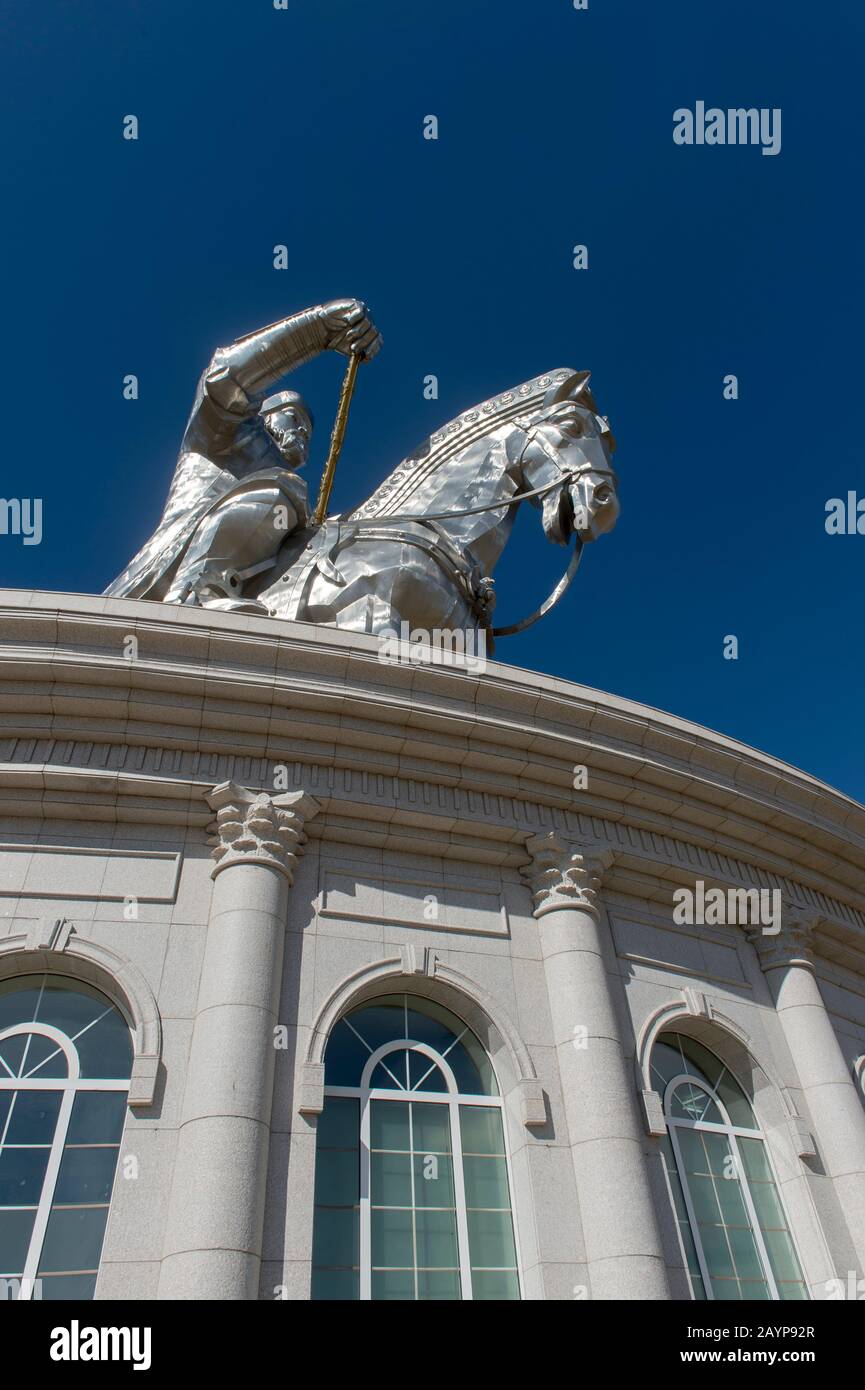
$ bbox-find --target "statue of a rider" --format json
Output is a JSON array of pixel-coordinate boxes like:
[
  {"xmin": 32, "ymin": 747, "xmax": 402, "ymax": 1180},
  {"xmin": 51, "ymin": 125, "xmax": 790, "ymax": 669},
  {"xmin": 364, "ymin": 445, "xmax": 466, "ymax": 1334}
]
[{"xmin": 104, "ymin": 299, "xmax": 382, "ymax": 612}]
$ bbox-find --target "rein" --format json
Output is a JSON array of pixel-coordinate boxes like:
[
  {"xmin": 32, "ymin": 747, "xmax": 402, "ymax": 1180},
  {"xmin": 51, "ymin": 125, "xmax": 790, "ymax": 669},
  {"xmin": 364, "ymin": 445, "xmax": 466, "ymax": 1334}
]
[
  {"xmin": 491, "ymin": 537, "xmax": 583, "ymax": 637},
  {"xmin": 346, "ymin": 469, "xmax": 576, "ymax": 526},
  {"xmin": 329, "ymin": 464, "xmax": 592, "ymax": 638}
]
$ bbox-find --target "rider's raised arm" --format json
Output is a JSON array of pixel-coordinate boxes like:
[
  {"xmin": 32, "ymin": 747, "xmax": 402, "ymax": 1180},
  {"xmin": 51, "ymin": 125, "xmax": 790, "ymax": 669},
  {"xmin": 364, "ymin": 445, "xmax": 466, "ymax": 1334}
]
[
  {"xmin": 182, "ymin": 301, "xmax": 382, "ymax": 459},
  {"xmin": 181, "ymin": 305, "xmax": 328, "ymax": 458}
]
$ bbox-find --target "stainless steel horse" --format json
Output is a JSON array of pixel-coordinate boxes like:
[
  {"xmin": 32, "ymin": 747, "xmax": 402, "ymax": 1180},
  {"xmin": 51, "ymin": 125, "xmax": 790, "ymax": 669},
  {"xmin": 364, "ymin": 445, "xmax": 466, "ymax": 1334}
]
[{"xmin": 255, "ymin": 368, "xmax": 619, "ymax": 640}]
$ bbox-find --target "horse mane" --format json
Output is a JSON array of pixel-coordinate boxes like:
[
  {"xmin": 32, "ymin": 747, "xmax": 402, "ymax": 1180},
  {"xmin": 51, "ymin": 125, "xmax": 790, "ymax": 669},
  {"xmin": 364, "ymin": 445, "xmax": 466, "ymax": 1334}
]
[{"xmin": 349, "ymin": 368, "xmax": 592, "ymax": 521}]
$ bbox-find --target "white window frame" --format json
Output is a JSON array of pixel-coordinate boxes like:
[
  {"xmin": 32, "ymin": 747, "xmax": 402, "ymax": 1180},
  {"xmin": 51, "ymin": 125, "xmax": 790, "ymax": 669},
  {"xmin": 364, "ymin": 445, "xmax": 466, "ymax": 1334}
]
[
  {"xmin": 0, "ymin": 1013, "xmax": 130, "ymax": 1302},
  {"xmin": 664, "ymin": 1071, "xmax": 805, "ymax": 1302},
  {"xmin": 324, "ymin": 1025, "xmax": 522, "ymax": 1301}
]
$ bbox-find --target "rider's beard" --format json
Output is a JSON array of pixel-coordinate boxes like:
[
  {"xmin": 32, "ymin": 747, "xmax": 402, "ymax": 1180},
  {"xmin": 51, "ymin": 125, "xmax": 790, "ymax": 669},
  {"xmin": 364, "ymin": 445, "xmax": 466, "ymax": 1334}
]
[{"xmin": 278, "ymin": 443, "xmax": 306, "ymax": 471}]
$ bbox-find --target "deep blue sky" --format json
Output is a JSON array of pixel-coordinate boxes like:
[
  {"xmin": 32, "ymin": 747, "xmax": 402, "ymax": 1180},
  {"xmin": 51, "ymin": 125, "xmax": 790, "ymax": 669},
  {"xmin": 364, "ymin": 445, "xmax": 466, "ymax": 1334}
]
[{"xmin": 1, "ymin": 0, "xmax": 863, "ymax": 800}]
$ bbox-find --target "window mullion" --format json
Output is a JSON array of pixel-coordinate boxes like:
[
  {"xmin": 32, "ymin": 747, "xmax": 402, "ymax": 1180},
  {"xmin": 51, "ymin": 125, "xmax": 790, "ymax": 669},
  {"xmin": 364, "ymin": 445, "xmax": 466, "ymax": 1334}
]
[
  {"xmin": 730, "ymin": 1133, "xmax": 780, "ymax": 1299},
  {"xmin": 449, "ymin": 1096, "xmax": 473, "ymax": 1301},
  {"xmin": 668, "ymin": 1120, "xmax": 714, "ymax": 1300},
  {"xmin": 19, "ymin": 1085, "xmax": 76, "ymax": 1300},
  {"xmin": 703, "ymin": 1127, "xmax": 744, "ymax": 1298},
  {"xmin": 408, "ymin": 1099, "xmax": 418, "ymax": 1301},
  {"xmin": 359, "ymin": 1088, "xmax": 372, "ymax": 1302}
]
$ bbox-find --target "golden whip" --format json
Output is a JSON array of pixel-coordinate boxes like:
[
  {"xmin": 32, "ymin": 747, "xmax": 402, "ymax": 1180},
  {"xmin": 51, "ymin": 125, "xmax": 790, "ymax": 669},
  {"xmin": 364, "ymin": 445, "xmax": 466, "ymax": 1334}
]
[{"xmin": 313, "ymin": 351, "xmax": 361, "ymax": 525}]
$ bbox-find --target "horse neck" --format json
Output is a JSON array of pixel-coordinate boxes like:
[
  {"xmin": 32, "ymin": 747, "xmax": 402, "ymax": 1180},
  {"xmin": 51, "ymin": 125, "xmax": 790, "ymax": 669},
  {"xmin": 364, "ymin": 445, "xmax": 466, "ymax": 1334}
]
[{"xmin": 417, "ymin": 425, "xmax": 532, "ymax": 571}]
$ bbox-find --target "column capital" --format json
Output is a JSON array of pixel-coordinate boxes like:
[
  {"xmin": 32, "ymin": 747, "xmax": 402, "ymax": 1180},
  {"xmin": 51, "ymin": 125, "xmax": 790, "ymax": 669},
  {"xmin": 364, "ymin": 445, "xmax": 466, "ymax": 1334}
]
[
  {"xmin": 207, "ymin": 781, "xmax": 321, "ymax": 882},
  {"xmin": 522, "ymin": 830, "xmax": 614, "ymax": 919},
  {"xmin": 745, "ymin": 898, "xmax": 821, "ymax": 972}
]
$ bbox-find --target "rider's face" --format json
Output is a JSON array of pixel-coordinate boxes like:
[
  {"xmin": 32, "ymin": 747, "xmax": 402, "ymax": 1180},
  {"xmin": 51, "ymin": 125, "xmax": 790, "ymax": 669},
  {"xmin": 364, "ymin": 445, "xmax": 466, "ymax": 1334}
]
[{"xmin": 264, "ymin": 409, "xmax": 311, "ymax": 469}]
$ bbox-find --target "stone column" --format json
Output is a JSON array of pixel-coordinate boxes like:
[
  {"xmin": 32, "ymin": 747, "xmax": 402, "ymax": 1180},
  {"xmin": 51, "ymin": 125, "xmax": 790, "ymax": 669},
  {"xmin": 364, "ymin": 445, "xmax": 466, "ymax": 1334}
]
[
  {"xmin": 747, "ymin": 904, "xmax": 865, "ymax": 1275},
  {"xmin": 158, "ymin": 781, "xmax": 320, "ymax": 1299},
  {"xmin": 524, "ymin": 832, "xmax": 670, "ymax": 1299}
]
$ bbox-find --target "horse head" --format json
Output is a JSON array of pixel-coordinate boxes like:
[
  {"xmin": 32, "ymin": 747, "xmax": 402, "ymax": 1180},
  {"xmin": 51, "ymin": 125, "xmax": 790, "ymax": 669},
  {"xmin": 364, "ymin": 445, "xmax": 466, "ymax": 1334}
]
[{"xmin": 517, "ymin": 370, "xmax": 620, "ymax": 546}]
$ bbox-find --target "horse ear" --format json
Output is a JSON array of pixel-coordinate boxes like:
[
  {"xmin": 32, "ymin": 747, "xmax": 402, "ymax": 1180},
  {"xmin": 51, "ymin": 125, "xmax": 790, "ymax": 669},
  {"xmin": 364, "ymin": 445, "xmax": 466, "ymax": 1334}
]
[{"xmin": 542, "ymin": 370, "xmax": 594, "ymax": 410}]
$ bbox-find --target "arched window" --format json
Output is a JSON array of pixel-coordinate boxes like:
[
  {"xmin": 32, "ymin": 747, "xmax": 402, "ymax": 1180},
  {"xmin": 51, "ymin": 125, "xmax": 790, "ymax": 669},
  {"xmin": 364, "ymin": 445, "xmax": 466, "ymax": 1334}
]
[
  {"xmin": 0, "ymin": 974, "xmax": 133, "ymax": 1300},
  {"xmin": 654, "ymin": 1031, "xmax": 807, "ymax": 1301},
  {"xmin": 312, "ymin": 993, "xmax": 520, "ymax": 1300}
]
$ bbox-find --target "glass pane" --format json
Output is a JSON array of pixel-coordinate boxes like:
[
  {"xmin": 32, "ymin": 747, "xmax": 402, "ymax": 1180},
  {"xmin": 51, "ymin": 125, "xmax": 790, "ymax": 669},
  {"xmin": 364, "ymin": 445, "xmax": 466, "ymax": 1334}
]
[
  {"xmin": 38, "ymin": 1206, "xmax": 109, "ymax": 1274},
  {"xmin": 0, "ymin": 1092, "xmax": 10, "ymax": 1132},
  {"xmin": 0, "ymin": 981, "xmax": 44, "ymax": 1033},
  {"xmin": 370, "ymin": 1100, "xmax": 409, "ymax": 1152},
  {"xmin": 0, "ymin": 1206, "xmax": 36, "ymax": 1274},
  {"xmin": 702, "ymin": 1131, "xmax": 735, "ymax": 1177},
  {"xmin": 38, "ymin": 1273, "xmax": 97, "ymax": 1300},
  {"xmin": 54, "ymin": 1147, "xmax": 120, "ymax": 1205},
  {"xmin": 371, "ymin": 1151, "xmax": 411, "ymax": 1208},
  {"xmin": 716, "ymin": 1071, "xmax": 757, "ymax": 1128},
  {"xmin": 738, "ymin": 1137, "xmax": 772, "ymax": 1182},
  {"xmin": 671, "ymin": 1084, "xmax": 721, "ymax": 1124},
  {"xmin": 0, "ymin": 1036, "xmax": 28, "ymax": 1077},
  {"xmin": 651, "ymin": 1039, "xmax": 685, "ymax": 1092},
  {"xmin": 408, "ymin": 1051, "xmax": 447, "ymax": 1092},
  {"xmin": 459, "ymin": 1105, "xmax": 505, "ymax": 1155},
  {"xmin": 34, "ymin": 983, "xmax": 132, "ymax": 1081},
  {"xmin": 311, "ymin": 1267, "xmax": 358, "ymax": 1300},
  {"xmin": 4, "ymin": 1090, "xmax": 62, "ymax": 1144},
  {"xmin": 464, "ymin": 1155, "xmax": 510, "ymax": 1209},
  {"xmin": 371, "ymin": 1208, "xmax": 412, "ymax": 1268},
  {"xmin": 748, "ymin": 1179, "xmax": 786, "ymax": 1231},
  {"xmin": 404, "ymin": 1006, "xmax": 460, "ymax": 1056},
  {"xmin": 471, "ymin": 1269, "xmax": 520, "ymax": 1299},
  {"xmin": 0, "ymin": 1147, "xmax": 50, "ymax": 1206},
  {"xmin": 67, "ymin": 1092, "xmax": 127, "ymax": 1145},
  {"xmin": 312, "ymin": 1207, "xmax": 358, "ymax": 1268},
  {"xmin": 446, "ymin": 1040, "xmax": 496, "ymax": 1096},
  {"xmin": 763, "ymin": 1227, "xmax": 804, "ymax": 1284},
  {"xmin": 323, "ymin": 1019, "xmax": 372, "ymax": 1088},
  {"xmin": 371, "ymin": 1051, "xmax": 409, "ymax": 1091},
  {"xmin": 728, "ymin": 1224, "xmax": 764, "ymax": 1281},
  {"xmin": 740, "ymin": 1279, "xmax": 772, "ymax": 1300},
  {"xmin": 317, "ymin": 1096, "xmax": 359, "ymax": 1150},
  {"xmin": 341, "ymin": 995, "xmax": 497, "ymax": 1095},
  {"xmin": 371, "ymin": 1270, "xmax": 414, "ymax": 1300},
  {"xmin": 466, "ymin": 1209, "xmax": 517, "ymax": 1268},
  {"xmin": 35, "ymin": 982, "xmax": 111, "ymax": 1033},
  {"xmin": 715, "ymin": 1172, "xmax": 748, "ymax": 1226},
  {"xmin": 677, "ymin": 1035, "xmax": 725, "ymax": 1089},
  {"xmin": 414, "ymin": 1208, "xmax": 458, "ymax": 1268},
  {"xmin": 688, "ymin": 1174, "xmax": 722, "ymax": 1224},
  {"xmin": 16, "ymin": 1034, "xmax": 69, "ymax": 1080},
  {"xmin": 314, "ymin": 1148, "xmax": 358, "ymax": 1207},
  {"xmin": 412, "ymin": 1153, "xmax": 454, "ymax": 1208},
  {"xmin": 698, "ymin": 1222, "xmax": 735, "ymax": 1278},
  {"xmin": 79, "ymin": 1014, "xmax": 134, "ymax": 1080},
  {"xmin": 675, "ymin": 1125, "xmax": 708, "ymax": 1172},
  {"xmin": 711, "ymin": 1276, "xmax": 743, "ymax": 1301},
  {"xmin": 405, "ymin": 998, "xmax": 496, "ymax": 1093},
  {"xmin": 343, "ymin": 1002, "xmax": 406, "ymax": 1059},
  {"xmin": 417, "ymin": 1268, "xmax": 461, "ymax": 1300},
  {"xmin": 779, "ymin": 1279, "xmax": 809, "ymax": 1301},
  {"xmin": 411, "ymin": 1102, "xmax": 451, "ymax": 1154}
]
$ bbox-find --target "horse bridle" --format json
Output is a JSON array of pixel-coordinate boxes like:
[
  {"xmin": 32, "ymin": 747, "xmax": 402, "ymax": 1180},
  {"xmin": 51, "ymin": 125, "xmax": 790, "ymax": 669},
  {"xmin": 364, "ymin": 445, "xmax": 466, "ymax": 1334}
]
[
  {"xmin": 300, "ymin": 455, "xmax": 609, "ymax": 639},
  {"xmin": 333, "ymin": 446, "xmax": 617, "ymax": 638}
]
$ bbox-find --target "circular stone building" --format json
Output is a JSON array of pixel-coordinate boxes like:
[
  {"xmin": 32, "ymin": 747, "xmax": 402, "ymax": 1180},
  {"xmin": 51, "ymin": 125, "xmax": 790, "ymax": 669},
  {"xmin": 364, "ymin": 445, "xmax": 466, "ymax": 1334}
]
[{"xmin": 1, "ymin": 589, "xmax": 864, "ymax": 1302}]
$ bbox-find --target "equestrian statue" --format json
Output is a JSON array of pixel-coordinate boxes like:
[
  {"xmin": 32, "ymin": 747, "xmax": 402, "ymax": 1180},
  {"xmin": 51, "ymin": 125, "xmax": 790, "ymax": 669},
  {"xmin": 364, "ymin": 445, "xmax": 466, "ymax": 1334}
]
[{"xmin": 105, "ymin": 299, "xmax": 620, "ymax": 646}]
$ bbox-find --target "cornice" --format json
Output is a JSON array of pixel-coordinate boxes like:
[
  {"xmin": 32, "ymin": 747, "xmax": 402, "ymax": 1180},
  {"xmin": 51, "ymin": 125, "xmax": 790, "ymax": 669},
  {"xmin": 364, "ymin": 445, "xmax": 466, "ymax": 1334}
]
[
  {"xmin": 1, "ymin": 591, "xmax": 864, "ymax": 939},
  {"xmin": 1, "ymin": 749, "xmax": 863, "ymax": 949}
]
